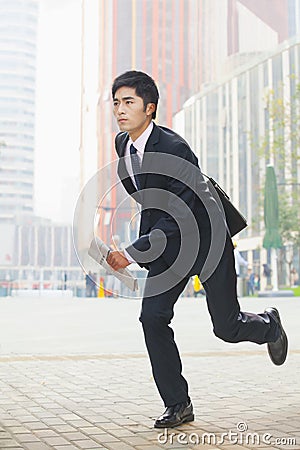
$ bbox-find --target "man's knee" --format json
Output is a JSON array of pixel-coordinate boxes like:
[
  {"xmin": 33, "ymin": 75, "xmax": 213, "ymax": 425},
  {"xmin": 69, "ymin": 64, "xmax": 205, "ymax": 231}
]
[
  {"xmin": 213, "ymin": 322, "xmax": 240, "ymax": 343},
  {"xmin": 139, "ymin": 305, "xmax": 172, "ymax": 330}
]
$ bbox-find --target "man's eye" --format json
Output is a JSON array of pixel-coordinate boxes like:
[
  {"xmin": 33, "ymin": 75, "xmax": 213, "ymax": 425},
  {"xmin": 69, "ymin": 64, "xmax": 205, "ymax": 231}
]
[
  {"xmin": 113, "ymin": 102, "xmax": 119, "ymax": 107},
  {"xmin": 126, "ymin": 100, "xmax": 133, "ymax": 104}
]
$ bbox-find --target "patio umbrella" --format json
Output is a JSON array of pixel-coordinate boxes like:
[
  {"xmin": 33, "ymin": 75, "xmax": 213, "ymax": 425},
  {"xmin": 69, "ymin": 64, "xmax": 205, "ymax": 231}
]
[
  {"xmin": 263, "ymin": 165, "xmax": 282, "ymax": 249},
  {"xmin": 263, "ymin": 165, "xmax": 282, "ymax": 290}
]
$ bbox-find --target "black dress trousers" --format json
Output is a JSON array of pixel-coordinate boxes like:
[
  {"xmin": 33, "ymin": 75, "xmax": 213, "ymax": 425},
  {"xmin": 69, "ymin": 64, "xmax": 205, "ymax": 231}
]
[{"xmin": 139, "ymin": 237, "xmax": 279, "ymax": 407}]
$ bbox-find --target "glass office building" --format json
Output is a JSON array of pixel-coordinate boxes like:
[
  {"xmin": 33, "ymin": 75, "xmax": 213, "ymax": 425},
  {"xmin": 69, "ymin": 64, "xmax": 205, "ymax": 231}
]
[
  {"xmin": 0, "ymin": 0, "xmax": 39, "ymax": 222},
  {"xmin": 174, "ymin": 37, "xmax": 300, "ymax": 278}
]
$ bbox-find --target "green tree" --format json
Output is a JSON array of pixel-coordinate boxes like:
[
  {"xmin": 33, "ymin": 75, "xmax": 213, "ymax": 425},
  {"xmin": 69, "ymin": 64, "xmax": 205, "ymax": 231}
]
[{"xmin": 257, "ymin": 78, "xmax": 300, "ymax": 285}]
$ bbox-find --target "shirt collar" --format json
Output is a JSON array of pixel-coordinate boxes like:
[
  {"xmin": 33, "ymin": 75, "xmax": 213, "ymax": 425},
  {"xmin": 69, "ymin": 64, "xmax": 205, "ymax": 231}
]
[{"xmin": 128, "ymin": 121, "xmax": 154, "ymax": 153}]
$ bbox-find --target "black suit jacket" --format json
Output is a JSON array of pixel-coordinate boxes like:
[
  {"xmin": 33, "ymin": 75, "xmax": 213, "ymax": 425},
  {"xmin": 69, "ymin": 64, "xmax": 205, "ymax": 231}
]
[{"xmin": 115, "ymin": 123, "xmax": 226, "ymax": 280}]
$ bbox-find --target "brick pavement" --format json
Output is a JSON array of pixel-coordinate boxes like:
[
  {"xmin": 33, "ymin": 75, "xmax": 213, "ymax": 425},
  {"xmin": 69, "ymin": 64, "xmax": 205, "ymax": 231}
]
[{"xmin": 0, "ymin": 350, "xmax": 299, "ymax": 450}]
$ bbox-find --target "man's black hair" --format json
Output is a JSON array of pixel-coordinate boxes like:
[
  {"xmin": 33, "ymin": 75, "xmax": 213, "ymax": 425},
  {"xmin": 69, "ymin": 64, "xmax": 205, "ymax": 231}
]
[{"xmin": 112, "ymin": 70, "xmax": 159, "ymax": 119}]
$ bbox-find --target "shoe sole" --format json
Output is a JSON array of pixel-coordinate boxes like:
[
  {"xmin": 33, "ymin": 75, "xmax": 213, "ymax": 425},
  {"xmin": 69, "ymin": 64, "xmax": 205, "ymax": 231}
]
[
  {"xmin": 154, "ymin": 413, "xmax": 195, "ymax": 428},
  {"xmin": 265, "ymin": 307, "xmax": 288, "ymax": 366}
]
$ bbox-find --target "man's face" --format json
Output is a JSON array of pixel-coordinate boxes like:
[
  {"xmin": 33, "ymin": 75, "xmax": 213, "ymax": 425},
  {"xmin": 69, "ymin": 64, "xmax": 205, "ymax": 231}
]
[{"xmin": 113, "ymin": 86, "xmax": 154, "ymax": 140}]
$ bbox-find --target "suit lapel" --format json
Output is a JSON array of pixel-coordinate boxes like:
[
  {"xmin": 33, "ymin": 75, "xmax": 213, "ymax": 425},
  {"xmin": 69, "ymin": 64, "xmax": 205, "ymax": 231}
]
[
  {"xmin": 116, "ymin": 124, "xmax": 161, "ymax": 196},
  {"xmin": 116, "ymin": 132, "xmax": 137, "ymax": 195},
  {"xmin": 117, "ymin": 132, "xmax": 128, "ymax": 157}
]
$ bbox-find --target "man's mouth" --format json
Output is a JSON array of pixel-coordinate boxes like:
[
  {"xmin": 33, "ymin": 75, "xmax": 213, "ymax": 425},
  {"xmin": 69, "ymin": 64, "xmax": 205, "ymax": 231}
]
[{"xmin": 118, "ymin": 118, "xmax": 127, "ymax": 123}]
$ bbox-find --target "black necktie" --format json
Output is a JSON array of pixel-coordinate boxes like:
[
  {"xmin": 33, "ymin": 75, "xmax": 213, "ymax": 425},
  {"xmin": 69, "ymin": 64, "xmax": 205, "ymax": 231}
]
[{"xmin": 130, "ymin": 144, "xmax": 141, "ymax": 190}]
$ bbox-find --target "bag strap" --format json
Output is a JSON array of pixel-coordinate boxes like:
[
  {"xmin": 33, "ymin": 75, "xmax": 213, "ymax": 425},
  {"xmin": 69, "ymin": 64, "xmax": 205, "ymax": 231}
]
[{"xmin": 201, "ymin": 172, "xmax": 230, "ymax": 200}]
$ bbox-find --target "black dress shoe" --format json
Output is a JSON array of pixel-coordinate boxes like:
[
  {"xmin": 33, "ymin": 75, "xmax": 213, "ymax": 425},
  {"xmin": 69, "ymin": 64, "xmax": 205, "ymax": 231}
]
[
  {"xmin": 265, "ymin": 307, "xmax": 288, "ymax": 366},
  {"xmin": 154, "ymin": 401, "xmax": 194, "ymax": 428}
]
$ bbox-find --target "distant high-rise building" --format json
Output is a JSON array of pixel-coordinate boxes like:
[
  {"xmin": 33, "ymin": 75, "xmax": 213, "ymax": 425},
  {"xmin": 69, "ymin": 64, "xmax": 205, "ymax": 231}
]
[{"xmin": 0, "ymin": 0, "xmax": 39, "ymax": 223}]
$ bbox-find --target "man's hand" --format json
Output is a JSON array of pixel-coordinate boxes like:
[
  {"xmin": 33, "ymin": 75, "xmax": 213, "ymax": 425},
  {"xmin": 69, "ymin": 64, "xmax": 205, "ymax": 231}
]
[{"xmin": 107, "ymin": 251, "xmax": 131, "ymax": 271}]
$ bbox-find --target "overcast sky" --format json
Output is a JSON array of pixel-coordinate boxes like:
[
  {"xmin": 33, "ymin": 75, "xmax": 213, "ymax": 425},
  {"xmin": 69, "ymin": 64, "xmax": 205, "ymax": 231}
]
[{"xmin": 35, "ymin": 0, "xmax": 81, "ymax": 223}]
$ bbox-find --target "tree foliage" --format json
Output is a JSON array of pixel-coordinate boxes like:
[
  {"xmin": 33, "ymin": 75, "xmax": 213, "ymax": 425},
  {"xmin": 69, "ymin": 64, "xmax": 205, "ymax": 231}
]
[{"xmin": 258, "ymin": 78, "xmax": 300, "ymax": 248}]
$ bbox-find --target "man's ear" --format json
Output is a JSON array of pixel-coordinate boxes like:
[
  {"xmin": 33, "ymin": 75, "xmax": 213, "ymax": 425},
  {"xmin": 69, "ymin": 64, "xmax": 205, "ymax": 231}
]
[{"xmin": 146, "ymin": 103, "xmax": 156, "ymax": 116}]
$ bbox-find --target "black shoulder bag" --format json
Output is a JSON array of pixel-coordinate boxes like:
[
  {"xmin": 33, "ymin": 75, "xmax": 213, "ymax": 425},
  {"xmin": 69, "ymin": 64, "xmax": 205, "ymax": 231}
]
[{"xmin": 203, "ymin": 174, "xmax": 248, "ymax": 237}]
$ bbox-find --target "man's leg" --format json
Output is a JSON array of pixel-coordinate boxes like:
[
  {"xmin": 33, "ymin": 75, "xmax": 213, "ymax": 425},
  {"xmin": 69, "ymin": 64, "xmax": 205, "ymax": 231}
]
[
  {"xmin": 139, "ymin": 264, "xmax": 189, "ymax": 407},
  {"xmin": 203, "ymin": 237, "xmax": 279, "ymax": 344}
]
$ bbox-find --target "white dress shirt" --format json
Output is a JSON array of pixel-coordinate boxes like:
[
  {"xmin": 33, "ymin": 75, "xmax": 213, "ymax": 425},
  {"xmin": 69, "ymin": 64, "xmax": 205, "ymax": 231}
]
[
  {"xmin": 123, "ymin": 122, "xmax": 153, "ymax": 263},
  {"xmin": 124, "ymin": 121, "xmax": 153, "ymax": 189}
]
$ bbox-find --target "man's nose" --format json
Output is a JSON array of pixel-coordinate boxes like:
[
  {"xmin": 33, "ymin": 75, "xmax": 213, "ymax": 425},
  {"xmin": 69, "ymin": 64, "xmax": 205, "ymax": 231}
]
[{"xmin": 116, "ymin": 103, "xmax": 125, "ymax": 114}]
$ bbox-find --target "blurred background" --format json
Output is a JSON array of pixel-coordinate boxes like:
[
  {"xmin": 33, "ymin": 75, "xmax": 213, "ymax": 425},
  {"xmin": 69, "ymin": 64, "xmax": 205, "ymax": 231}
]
[{"xmin": 0, "ymin": 0, "xmax": 299, "ymax": 298}]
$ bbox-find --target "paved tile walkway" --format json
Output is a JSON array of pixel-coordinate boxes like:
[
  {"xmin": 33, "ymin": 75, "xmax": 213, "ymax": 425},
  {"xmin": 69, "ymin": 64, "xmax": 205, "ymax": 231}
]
[{"xmin": 0, "ymin": 350, "xmax": 299, "ymax": 450}]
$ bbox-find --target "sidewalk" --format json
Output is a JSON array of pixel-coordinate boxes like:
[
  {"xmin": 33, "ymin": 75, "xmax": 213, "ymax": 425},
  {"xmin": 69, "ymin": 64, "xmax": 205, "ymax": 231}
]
[{"xmin": 0, "ymin": 296, "xmax": 299, "ymax": 450}]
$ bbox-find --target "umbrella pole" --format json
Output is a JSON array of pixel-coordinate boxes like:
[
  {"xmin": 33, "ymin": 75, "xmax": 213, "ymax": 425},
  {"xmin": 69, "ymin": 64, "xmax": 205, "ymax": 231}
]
[{"xmin": 271, "ymin": 248, "xmax": 279, "ymax": 291}]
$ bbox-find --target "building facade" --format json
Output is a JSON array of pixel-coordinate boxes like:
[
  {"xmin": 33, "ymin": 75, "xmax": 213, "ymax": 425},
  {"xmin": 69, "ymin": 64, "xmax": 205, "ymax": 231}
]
[
  {"xmin": 0, "ymin": 215, "xmax": 82, "ymax": 294},
  {"xmin": 174, "ymin": 37, "xmax": 300, "ymax": 283},
  {"xmin": 80, "ymin": 0, "xmax": 209, "ymax": 248},
  {"xmin": 80, "ymin": 0, "xmax": 298, "ymax": 259},
  {"xmin": 0, "ymin": 0, "xmax": 39, "ymax": 222}
]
